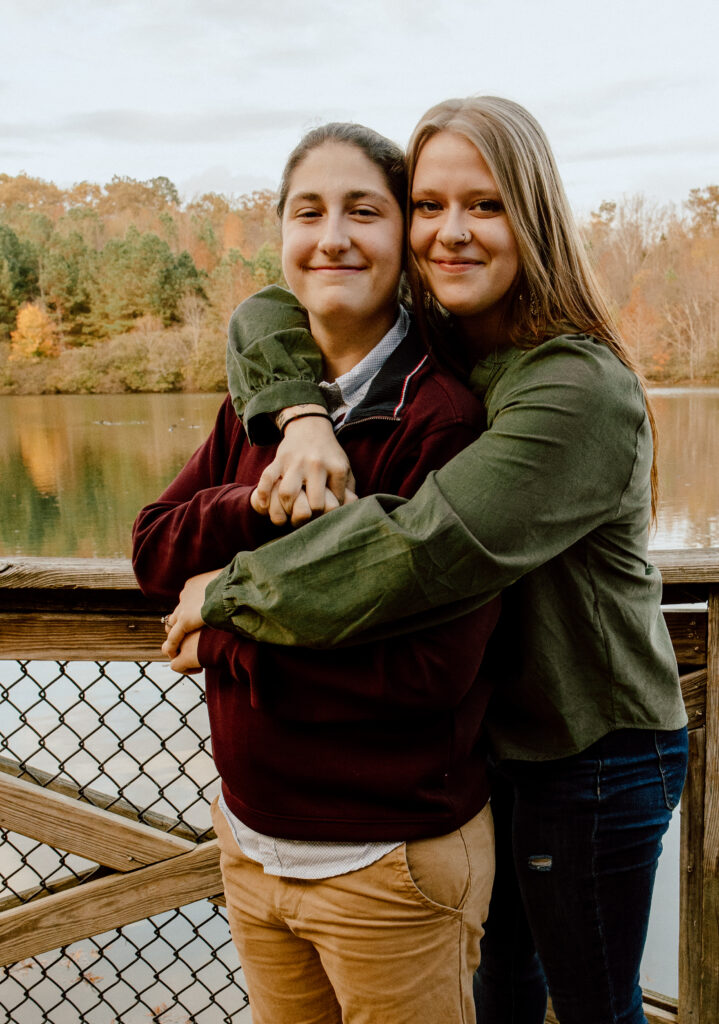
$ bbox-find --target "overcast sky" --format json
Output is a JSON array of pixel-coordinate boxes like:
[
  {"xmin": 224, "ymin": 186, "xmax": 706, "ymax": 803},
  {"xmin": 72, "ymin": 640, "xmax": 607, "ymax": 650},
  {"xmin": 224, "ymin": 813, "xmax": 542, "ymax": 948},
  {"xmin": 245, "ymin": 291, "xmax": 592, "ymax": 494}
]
[{"xmin": 2, "ymin": 0, "xmax": 717, "ymax": 214}]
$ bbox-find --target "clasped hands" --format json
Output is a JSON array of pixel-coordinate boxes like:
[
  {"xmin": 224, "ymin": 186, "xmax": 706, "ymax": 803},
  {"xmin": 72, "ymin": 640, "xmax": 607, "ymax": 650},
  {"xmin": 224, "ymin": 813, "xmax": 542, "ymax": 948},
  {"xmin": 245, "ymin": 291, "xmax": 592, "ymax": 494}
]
[
  {"xmin": 250, "ymin": 405, "xmax": 357, "ymax": 525},
  {"xmin": 162, "ymin": 410, "xmax": 356, "ymax": 669}
]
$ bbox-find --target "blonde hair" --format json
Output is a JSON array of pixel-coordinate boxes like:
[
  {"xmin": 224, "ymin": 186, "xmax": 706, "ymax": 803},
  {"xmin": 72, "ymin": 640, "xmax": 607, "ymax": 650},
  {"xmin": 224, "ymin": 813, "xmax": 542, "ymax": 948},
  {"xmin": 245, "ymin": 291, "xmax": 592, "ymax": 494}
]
[{"xmin": 407, "ymin": 96, "xmax": 658, "ymax": 517}]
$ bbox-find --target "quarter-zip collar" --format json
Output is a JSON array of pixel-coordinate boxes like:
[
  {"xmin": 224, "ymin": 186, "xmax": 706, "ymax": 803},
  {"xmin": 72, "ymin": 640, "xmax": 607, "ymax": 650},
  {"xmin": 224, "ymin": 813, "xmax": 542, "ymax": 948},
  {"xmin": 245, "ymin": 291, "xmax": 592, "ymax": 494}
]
[
  {"xmin": 341, "ymin": 323, "xmax": 429, "ymax": 426},
  {"xmin": 318, "ymin": 306, "xmax": 411, "ymax": 423}
]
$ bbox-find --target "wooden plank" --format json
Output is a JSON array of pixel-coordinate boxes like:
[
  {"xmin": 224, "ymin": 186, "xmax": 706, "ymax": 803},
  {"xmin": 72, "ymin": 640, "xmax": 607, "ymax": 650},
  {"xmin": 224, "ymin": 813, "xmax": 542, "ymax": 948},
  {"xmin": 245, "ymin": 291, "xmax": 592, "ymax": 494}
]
[
  {"xmin": 0, "ymin": 557, "xmax": 138, "ymax": 591},
  {"xmin": 0, "ymin": 773, "xmax": 195, "ymax": 870},
  {"xmin": 0, "ymin": 866, "xmax": 113, "ymax": 915},
  {"xmin": 0, "ymin": 608, "xmax": 703, "ymax": 664},
  {"xmin": 544, "ymin": 998, "xmax": 676, "ymax": 1024},
  {"xmin": 680, "ymin": 725, "xmax": 705, "ymax": 1023},
  {"xmin": 680, "ymin": 669, "xmax": 707, "ymax": 731},
  {"xmin": 0, "ymin": 557, "xmax": 712, "ymax": 664},
  {"xmin": 0, "ymin": 754, "xmax": 204, "ymax": 844},
  {"xmin": 643, "ymin": 1008, "xmax": 678, "ymax": 1024},
  {"xmin": 700, "ymin": 588, "xmax": 719, "ymax": 1021},
  {"xmin": 652, "ymin": 549, "xmax": 719, "ymax": 585},
  {"xmin": 643, "ymin": 990, "xmax": 678, "ymax": 1015},
  {"xmin": 0, "ymin": 872, "xmax": 229, "ymax": 915},
  {"xmin": 0, "ymin": 611, "xmax": 166, "ymax": 660},
  {"xmin": 663, "ymin": 609, "xmax": 707, "ymax": 666},
  {"xmin": 0, "ymin": 550, "xmax": 716, "ymax": 592},
  {"xmin": 0, "ymin": 839, "xmax": 223, "ymax": 965}
]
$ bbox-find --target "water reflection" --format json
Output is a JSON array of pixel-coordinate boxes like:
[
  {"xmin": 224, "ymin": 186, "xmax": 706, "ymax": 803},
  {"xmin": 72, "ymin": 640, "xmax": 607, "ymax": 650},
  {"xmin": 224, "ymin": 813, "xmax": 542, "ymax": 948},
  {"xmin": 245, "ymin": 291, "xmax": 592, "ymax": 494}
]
[
  {"xmin": 1, "ymin": 393, "xmax": 223, "ymax": 558},
  {"xmin": 651, "ymin": 388, "xmax": 719, "ymax": 549},
  {"xmin": 0, "ymin": 388, "xmax": 717, "ymax": 557}
]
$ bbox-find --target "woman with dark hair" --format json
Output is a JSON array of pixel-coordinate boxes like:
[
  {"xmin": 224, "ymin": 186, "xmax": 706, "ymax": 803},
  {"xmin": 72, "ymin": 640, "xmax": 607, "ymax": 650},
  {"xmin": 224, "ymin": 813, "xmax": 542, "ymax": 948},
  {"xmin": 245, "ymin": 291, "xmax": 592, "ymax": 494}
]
[
  {"xmin": 134, "ymin": 122, "xmax": 499, "ymax": 1024},
  {"xmin": 164, "ymin": 97, "xmax": 688, "ymax": 1024}
]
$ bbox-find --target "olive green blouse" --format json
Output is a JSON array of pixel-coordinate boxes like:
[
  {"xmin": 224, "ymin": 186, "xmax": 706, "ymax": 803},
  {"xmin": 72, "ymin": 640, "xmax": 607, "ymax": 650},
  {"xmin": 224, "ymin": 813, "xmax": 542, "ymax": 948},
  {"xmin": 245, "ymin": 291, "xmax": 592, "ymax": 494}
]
[{"xmin": 202, "ymin": 287, "xmax": 686, "ymax": 760}]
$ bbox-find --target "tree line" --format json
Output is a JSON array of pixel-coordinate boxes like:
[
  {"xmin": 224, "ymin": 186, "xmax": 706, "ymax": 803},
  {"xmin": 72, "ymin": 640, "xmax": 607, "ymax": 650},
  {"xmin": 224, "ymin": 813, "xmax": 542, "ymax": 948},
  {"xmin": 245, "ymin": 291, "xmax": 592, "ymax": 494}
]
[
  {"xmin": 0, "ymin": 174, "xmax": 281, "ymax": 392},
  {"xmin": 0, "ymin": 172, "xmax": 717, "ymax": 393},
  {"xmin": 584, "ymin": 187, "xmax": 719, "ymax": 382}
]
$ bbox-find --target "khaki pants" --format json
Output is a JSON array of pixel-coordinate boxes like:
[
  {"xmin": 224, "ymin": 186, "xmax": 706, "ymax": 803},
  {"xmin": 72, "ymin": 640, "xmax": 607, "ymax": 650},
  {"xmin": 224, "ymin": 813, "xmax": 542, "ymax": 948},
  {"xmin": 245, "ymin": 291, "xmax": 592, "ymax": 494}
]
[{"xmin": 212, "ymin": 799, "xmax": 494, "ymax": 1024}]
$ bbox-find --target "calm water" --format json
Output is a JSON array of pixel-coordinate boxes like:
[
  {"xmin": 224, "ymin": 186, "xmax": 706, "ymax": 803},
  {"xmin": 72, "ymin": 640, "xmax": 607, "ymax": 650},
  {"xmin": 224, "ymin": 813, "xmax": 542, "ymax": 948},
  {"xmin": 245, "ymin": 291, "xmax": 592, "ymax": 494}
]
[
  {"xmin": 0, "ymin": 393, "xmax": 225, "ymax": 558},
  {"xmin": 0, "ymin": 388, "xmax": 717, "ymax": 557}
]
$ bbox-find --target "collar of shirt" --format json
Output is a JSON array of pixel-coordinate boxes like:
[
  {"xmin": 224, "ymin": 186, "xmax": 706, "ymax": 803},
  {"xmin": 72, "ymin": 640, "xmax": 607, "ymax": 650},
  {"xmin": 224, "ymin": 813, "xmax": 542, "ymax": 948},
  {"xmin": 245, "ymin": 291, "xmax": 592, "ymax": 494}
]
[{"xmin": 318, "ymin": 306, "xmax": 410, "ymax": 425}]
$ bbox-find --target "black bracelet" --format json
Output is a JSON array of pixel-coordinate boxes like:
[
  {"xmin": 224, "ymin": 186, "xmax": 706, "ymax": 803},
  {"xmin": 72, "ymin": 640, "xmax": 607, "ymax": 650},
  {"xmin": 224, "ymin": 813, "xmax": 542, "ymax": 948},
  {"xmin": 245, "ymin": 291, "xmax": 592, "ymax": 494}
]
[{"xmin": 280, "ymin": 410, "xmax": 333, "ymax": 435}]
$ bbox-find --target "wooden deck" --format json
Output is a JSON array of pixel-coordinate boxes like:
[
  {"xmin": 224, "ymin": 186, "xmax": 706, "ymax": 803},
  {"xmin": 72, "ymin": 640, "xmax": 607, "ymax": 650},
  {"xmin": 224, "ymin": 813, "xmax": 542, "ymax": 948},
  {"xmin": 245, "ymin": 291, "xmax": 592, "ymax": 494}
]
[{"xmin": 0, "ymin": 551, "xmax": 718, "ymax": 1023}]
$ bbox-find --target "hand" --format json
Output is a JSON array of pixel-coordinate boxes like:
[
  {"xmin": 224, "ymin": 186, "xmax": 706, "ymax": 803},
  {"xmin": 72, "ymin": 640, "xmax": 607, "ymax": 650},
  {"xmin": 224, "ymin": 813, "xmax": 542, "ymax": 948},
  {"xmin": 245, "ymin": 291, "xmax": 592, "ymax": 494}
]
[
  {"xmin": 250, "ymin": 409, "xmax": 356, "ymax": 526},
  {"xmin": 252, "ymin": 482, "xmax": 357, "ymax": 527},
  {"xmin": 169, "ymin": 629, "xmax": 202, "ymax": 675},
  {"xmin": 162, "ymin": 569, "xmax": 222, "ymax": 658}
]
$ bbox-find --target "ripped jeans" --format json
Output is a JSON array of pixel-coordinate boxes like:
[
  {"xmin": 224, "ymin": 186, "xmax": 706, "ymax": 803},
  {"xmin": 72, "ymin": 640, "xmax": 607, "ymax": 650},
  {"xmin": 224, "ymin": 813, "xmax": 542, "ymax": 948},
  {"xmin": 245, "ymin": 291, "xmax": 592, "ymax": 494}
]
[{"xmin": 474, "ymin": 726, "xmax": 688, "ymax": 1024}]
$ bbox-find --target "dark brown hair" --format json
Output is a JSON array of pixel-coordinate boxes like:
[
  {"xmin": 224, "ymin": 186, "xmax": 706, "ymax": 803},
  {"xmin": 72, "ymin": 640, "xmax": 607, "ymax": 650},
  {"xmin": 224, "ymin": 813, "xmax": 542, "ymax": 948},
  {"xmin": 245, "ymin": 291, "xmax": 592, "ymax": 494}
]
[{"xmin": 277, "ymin": 122, "xmax": 407, "ymax": 218}]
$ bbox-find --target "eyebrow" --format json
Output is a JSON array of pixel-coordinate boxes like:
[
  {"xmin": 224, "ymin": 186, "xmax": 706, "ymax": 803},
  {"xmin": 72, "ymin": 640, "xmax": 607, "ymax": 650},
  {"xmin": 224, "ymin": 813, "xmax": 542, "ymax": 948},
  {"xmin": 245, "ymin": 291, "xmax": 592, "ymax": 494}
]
[
  {"xmin": 288, "ymin": 189, "xmax": 391, "ymax": 205},
  {"xmin": 411, "ymin": 186, "xmax": 501, "ymax": 199},
  {"xmin": 345, "ymin": 189, "xmax": 388, "ymax": 203}
]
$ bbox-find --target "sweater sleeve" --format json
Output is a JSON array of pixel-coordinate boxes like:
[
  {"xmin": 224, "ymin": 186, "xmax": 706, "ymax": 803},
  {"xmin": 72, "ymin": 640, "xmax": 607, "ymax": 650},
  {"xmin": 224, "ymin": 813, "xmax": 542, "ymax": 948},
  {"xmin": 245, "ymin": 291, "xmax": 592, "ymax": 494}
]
[
  {"xmin": 226, "ymin": 285, "xmax": 326, "ymax": 444},
  {"xmin": 202, "ymin": 337, "xmax": 647, "ymax": 647},
  {"xmin": 132, "ymin": 400, "xmax": 280, "ymax": 603}
]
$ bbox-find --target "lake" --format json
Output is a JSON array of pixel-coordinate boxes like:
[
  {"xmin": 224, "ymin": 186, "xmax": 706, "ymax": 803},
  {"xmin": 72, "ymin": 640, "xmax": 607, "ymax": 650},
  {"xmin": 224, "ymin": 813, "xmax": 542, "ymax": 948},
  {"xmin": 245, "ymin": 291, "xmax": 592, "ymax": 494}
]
[{"xmin": 1, "ymin": 387, "xmax": 718, "ymax": 557}]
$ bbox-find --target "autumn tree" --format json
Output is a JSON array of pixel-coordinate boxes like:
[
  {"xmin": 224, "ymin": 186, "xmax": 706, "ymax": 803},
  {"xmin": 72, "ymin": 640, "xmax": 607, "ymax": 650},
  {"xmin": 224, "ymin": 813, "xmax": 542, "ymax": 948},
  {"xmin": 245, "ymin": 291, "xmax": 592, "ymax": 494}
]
[
  {"xmin": 685, "ymin": 186, "xmax": 719, "ymax": 234},
  {"xmin": 10, "ymin": 302, "xmax": 59, "ymax": 360},
  {"xmin": 207, "ymin": 249, "xmax": 263, "ymax": 327},
  {"xmin": 0, "ymin": 173, "xmax": 66, "ymax": 220},
  {"xmin": 66, "ymin": 180, "xmax": 103, "ymax": 209}
]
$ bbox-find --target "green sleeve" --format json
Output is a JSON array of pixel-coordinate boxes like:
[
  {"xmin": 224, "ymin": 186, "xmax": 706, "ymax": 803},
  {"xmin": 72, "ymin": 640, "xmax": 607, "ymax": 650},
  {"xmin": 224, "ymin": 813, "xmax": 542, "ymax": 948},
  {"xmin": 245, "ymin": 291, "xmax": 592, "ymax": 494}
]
[
  {"xmin": 226, "ymin": 285, "xmax": 327, "ymax": 443},
  {"xmin": 203, "ymin": 337, "xmax": 647, "ymax": 647}
]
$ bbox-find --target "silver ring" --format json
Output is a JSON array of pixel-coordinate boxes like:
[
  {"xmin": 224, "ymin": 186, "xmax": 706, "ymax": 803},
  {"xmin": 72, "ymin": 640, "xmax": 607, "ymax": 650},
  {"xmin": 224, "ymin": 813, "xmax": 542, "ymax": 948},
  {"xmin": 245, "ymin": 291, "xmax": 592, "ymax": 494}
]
[
  {"xmin": 460, "ymin": 231, "xmax": 470, "ymax": 244},
  {"xmin": 161, "ymin": 615, "xmax": 169, "ymax": 626}
]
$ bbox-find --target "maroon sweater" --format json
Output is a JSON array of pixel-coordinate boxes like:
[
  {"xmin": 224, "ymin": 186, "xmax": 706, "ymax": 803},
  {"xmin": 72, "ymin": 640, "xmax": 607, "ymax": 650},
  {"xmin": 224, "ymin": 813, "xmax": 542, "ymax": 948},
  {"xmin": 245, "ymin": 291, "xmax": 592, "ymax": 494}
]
[{"xmin": 133, "ymin": 327, "xmax": 499, "ymax": 840}]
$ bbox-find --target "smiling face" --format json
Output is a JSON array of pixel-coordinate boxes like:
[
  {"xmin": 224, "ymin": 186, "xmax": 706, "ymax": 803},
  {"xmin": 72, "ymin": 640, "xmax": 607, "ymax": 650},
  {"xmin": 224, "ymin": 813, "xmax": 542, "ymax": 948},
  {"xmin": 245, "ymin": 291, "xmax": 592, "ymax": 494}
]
[
  {"xmin": 280, "ymin": 141, "xmax": 404, "ymax": 346},
  {"xmin": 410, "ymin": 131, "xmax": 520, "ymax": 344}
]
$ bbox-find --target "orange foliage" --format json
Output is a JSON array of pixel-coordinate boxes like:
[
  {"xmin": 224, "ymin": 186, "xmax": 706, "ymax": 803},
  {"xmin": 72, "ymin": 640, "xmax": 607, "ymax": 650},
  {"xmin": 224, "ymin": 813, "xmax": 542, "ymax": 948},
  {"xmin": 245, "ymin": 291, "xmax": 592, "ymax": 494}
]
[
  {"xmin": 10, "ymin": 303, "xmax": 59, "ymax": 360},
  {"xmin": 187, "ymin": 238, "xmax": 217, "ymax": 274},
  {"xmin": 222, "ymin": 212, "xmax": 245, "ymax": 253},
  {"xmin": 619, "ymin": 286, "xmax": 659, "ymax": 357},
  {"xmin": 0, "ymin": 173, "xmax": 66, "ymax": 219}
]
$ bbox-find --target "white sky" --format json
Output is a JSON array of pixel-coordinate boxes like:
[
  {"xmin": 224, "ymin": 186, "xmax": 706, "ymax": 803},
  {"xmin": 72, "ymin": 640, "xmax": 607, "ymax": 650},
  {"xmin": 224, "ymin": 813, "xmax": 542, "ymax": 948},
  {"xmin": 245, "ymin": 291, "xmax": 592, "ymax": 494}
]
[{"xmin": 2, "ymin": 0, "xmax": 718, "ymax": 215}]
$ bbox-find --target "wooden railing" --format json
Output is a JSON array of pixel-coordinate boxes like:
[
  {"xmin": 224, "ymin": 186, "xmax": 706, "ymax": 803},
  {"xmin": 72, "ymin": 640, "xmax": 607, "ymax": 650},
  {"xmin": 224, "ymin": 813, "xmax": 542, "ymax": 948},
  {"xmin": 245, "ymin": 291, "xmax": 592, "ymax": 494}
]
[
  {"xmin": 0, "ymin": 556, "xmax": 224, "ymax": 971},
  {"xmin": 0, "ymin": 552, "xmax": 717, "ymax": 1024}
]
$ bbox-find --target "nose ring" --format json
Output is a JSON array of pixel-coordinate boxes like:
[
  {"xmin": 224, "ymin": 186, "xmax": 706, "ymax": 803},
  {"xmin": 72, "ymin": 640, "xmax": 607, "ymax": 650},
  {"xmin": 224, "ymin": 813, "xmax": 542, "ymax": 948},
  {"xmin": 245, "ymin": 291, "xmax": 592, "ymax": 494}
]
[{"xmin": 459, "ymin": 231, "xmax": 470, "ymax": 244}]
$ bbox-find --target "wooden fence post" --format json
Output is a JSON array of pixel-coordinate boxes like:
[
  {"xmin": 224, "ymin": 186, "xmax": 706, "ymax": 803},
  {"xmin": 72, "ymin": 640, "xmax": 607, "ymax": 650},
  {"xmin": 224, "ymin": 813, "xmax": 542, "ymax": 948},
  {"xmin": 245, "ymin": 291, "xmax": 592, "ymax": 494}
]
[{"xmin": 700, "ymin": 587, "xmax": 719, "ymax": 1021}]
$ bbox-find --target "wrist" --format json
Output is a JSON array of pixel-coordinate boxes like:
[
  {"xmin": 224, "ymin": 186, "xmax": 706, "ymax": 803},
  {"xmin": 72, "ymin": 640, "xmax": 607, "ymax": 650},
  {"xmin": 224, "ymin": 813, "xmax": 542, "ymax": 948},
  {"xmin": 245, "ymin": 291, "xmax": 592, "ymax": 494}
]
[{"xmin": 277, "ymin": 404, "xmax": 333, "ymax": 435}]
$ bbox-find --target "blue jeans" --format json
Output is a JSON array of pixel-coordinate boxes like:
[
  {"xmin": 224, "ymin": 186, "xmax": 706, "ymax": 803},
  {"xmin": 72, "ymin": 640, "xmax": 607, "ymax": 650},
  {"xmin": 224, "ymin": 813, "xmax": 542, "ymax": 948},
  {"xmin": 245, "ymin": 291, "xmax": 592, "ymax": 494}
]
[{"xmin": 474, "ymin": 727, "xmax": 688, "ymax": 1024}]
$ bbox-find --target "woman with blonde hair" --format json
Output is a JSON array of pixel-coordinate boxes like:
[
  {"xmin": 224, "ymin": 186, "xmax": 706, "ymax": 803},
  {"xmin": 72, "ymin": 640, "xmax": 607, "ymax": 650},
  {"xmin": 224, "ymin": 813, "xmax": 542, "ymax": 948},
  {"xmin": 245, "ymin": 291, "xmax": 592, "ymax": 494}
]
[{"xmin": 164, "ymin": 97, "xmax": 688, "ymax": 1024}]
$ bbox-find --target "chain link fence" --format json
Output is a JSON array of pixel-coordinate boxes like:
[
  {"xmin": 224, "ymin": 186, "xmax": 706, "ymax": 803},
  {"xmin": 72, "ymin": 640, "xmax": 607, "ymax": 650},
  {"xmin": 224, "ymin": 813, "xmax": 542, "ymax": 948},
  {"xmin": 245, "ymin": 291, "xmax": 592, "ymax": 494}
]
[{"xmin": 0, "ymin": 657, "xmax": 251, "ymax": 1024}]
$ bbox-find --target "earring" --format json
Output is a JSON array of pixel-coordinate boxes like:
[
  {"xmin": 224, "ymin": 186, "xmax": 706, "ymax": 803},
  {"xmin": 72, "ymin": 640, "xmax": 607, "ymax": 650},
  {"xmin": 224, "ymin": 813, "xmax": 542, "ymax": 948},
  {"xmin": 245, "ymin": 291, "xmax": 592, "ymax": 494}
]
[{"xmin": 519, "ymin": 291, "xmax": 539, "ymax": 318}]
